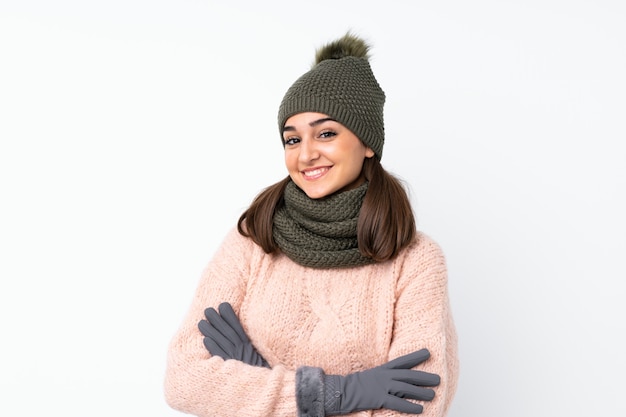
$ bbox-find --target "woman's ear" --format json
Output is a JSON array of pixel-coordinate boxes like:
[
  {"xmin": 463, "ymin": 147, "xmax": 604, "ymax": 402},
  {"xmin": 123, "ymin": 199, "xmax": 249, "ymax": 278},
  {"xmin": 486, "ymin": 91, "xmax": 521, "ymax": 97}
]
[{"xmin": 365, "ymin": 147, "xmax": 375, "ymax": 158}]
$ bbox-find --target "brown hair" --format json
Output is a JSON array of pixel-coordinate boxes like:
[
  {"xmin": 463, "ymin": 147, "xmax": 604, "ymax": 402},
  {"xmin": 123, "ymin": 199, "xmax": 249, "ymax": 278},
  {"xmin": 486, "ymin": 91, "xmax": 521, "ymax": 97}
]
[{"xmin": 237, "ymin": 157, "xmax": 416, "ymax": 262}]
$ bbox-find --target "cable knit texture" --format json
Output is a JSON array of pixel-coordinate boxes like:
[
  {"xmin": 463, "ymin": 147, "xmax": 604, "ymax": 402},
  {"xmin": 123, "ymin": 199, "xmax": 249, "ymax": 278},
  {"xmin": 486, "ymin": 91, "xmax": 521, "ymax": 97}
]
[{"xmin": 164, "ymin": 227, "xmax": 459, "ymax": 417}]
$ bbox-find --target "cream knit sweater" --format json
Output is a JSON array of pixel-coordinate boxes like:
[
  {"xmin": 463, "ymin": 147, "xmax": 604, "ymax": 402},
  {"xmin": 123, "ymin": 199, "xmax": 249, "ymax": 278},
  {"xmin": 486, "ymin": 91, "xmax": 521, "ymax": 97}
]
[{"xmin": 164, "ymin": 227, "xmax": 459, "ymax": 416}]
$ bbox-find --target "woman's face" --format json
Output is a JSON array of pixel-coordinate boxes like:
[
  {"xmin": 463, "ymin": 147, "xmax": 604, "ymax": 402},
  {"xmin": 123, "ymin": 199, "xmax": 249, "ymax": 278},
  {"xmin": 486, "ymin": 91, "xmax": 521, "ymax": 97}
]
[{"xmin": 282, "ymin": 112, "xmax": 375, "ymax": 199}]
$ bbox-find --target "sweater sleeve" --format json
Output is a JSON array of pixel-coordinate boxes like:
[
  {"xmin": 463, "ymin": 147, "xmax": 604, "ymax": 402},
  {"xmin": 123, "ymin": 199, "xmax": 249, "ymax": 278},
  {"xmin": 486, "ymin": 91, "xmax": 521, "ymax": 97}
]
[
  {"xmin": 163, "ymin": 228, "xmax": 299, "ymax": 417},
  {"xmin": 373, "ymin": 233, "xmax": 460, "ymax": 417}
]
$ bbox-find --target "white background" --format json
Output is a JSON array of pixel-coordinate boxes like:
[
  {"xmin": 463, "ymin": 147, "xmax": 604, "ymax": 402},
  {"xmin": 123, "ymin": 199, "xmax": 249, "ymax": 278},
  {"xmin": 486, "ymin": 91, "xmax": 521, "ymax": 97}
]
[{"xmin": 1, "ymin": 1, "xmax": 625, "ymax": 416}]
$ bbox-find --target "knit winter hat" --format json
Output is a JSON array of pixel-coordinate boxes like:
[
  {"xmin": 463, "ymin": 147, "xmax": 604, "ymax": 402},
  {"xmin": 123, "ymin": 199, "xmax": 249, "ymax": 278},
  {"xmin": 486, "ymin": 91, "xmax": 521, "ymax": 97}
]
[{"xmin": 277, "ymin": 32, "xmax": 386, "ymax": 159}]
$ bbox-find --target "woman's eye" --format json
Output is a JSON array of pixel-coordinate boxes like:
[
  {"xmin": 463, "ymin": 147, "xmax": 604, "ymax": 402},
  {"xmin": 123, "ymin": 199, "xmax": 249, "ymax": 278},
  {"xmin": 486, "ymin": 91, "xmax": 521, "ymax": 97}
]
[
  {"xmin": 284, "ymin": 137, "xmax": 300, "ymax": 146},
  {"xmin": 319, "ymin": 131, "xmax": 336, "ymax": 139}
]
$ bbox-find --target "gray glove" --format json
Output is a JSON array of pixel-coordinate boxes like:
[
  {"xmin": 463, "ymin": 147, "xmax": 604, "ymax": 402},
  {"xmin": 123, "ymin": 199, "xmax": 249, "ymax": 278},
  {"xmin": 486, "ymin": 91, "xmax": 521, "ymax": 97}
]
[
  {"xmin": 198, "ymin": 302, "xmax": 270, "ymax": 368},
  {"xmin": 296, "ymin": 349, "xmax": 439, "ymax": 417}
]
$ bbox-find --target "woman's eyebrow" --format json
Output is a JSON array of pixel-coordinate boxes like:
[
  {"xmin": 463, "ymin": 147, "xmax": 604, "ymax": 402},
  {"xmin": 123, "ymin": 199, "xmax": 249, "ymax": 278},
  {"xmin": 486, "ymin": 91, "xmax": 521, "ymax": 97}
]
[
  {"xmin": 309, "ymin": 117, "xmax": 336, "ymax": 127},
  {"xmin": 282, "ymin": 117, "xmax": 337, "ymax": 133}
]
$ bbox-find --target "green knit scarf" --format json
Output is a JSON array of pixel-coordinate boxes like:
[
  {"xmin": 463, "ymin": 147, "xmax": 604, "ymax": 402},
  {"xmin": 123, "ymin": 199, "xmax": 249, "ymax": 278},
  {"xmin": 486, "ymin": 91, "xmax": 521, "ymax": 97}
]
[{"xmin": 273, "ymin": 180, "xmax": 375, "ymax": 269}]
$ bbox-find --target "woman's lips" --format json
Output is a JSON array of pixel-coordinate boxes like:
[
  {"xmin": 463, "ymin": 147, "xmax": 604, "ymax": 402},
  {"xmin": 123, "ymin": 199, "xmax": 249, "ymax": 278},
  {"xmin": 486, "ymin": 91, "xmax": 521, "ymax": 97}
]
[{"xmin": 301, "ymin": 167, "xmax": 330, "ymax": 180}]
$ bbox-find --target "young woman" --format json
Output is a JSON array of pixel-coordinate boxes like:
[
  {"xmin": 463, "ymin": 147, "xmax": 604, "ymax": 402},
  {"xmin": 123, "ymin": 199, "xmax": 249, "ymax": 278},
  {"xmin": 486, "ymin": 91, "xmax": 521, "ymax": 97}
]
[{"xmin": 164, "ymin": 32, "xmax": 459, "ymax": 417}]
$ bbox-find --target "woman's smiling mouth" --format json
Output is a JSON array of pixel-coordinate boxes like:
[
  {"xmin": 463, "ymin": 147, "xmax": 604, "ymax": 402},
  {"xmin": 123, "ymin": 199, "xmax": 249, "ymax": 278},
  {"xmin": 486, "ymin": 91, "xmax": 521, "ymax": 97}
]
[{"xmin": 302, "ymin": 167, "xmax": 330, "ymax": 179}]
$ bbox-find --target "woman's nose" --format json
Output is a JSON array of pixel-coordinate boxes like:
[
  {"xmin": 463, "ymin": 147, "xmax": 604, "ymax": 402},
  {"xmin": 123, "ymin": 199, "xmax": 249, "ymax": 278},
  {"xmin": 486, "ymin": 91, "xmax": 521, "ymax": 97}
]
[{"xmin": 298, "ymin": 138, "xmax": 319, "ymax": 162}]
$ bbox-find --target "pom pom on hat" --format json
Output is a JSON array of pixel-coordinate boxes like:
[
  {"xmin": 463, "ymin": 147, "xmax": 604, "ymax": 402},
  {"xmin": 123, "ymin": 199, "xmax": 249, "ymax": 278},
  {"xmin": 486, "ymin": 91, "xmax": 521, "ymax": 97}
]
[
  {"xmin": 314, "ymin": 32, "xmax": 370, "ymax": 64},
  {"xmin": 278, "ymin": 32, "xmax": 386, "ymax": 159}
]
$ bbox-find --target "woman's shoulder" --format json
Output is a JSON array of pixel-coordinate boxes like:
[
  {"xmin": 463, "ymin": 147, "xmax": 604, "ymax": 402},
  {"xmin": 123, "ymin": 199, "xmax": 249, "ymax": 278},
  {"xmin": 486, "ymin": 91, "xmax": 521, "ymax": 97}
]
[
  {"xmin": 203, "ymin": 226, "xmax": 269, "ymax": 277},
  {"xmin": 393, "ymin": 230, "xmax": 448, "ymax": 278},
  {"xmin": 219, "ymin": 225, "xmax": 260, "ymax": 253},
  {"xmin": 409, "ymin": 230, "xmax": 446, "ymax": 259},
  {"xmin": 396, "ymin": 231, "xmax": 447, "ymax": 287}
]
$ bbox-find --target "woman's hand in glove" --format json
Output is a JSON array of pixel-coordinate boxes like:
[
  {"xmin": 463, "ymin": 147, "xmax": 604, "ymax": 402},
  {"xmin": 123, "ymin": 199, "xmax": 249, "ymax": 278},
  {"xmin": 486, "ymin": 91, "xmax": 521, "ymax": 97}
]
[
  {"xmin": 297, "ymin": 348, "xmax": 440, "ymax": 417},
  {"xmin": 198, "ymin": 302, "xmax": 270, "ymax": 368}
]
